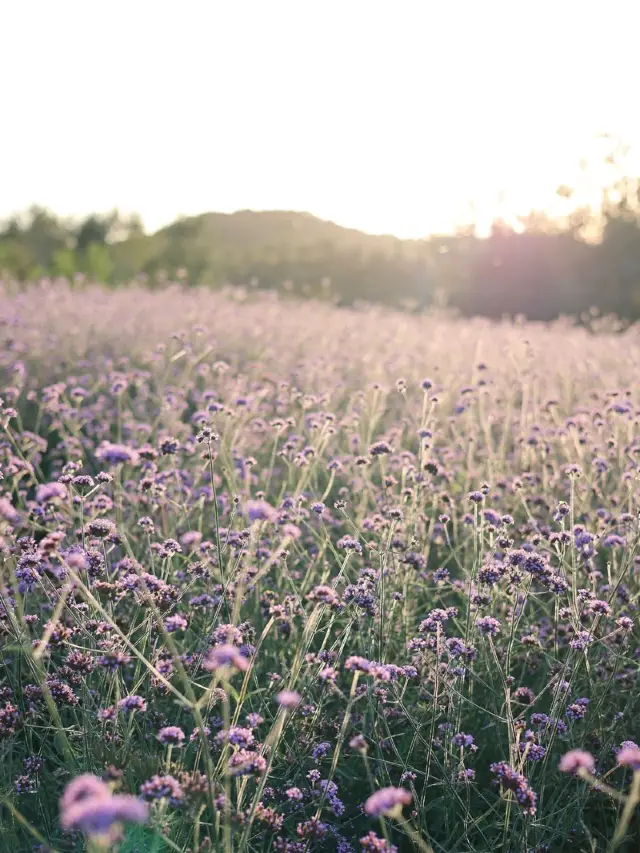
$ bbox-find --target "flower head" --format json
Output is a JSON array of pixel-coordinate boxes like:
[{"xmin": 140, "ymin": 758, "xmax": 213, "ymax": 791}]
[
  {"xmin": 59, "ymin": 773, "xmax": 147, "ymax": 841},
  {"xmin": 140, "ymin": 774, "xmax": 184, "ymax": 806},
  {"xmin": 364, "ymin": 786, "xmax": 412, "ymax": 818},
  {"xmin": 157, "ymin": 726, "xmax": 185, "ymax": 746},
  {"xmin": 96, "ymin": 442, "xmax": 139, "ymax": 466},
  {"xmin": 36, "ymin": 482, "xmax": 68, "ymax": 503},
  {"xmin": 617, "ymin": 744, "xmax": 640, "ymax": 770},
  {"xmin": 204, "ymin": 644, "xmax": 250, "ymax": 673},
  {"xmin": 117, "ymin": 695, "xmax": 147, "ymax": 714},
  {"xmin": 559, "ymin": 750, "xmax": 595, "ymax": 774},
  {"xmin": 276, "ymin": 690, "xmax": 301, "ymax": 710}
]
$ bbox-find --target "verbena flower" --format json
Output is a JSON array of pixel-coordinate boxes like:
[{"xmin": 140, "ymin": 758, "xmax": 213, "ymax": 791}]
[
  {"xmin": 204, "ymin": 644, "xmax": 250, "ymax": 672},
  {"xmin": 140, "ymin": 774, "xmax": 184, "ymax": 806},
  {"xmin": 617, "ymin": 744, "xmax": 640, "ymax": 770},
  {"xmin": 157, "ymin": 726, "xmax": 186, "ymax": 746},
  {"xmin": 559, "ymin": 750, "xmax": 595, "ymax": 774},
  {"xmin": 364, "ymin": 786, "xmax": 412, "ymax": 817},
  {"xmin": 60, "ymin": 773, "xmax": 147, "ymax": 840},
  {"xmin": 117, "ymin": 695, "xmax": 147, "ymax": 713},
  {"xmin": 489, "ymin": 762, "xmax": 537, "ymax": 814},
  {"xmin": 276, "ymin": 689, "xmax": 301, "ymax": 709}
]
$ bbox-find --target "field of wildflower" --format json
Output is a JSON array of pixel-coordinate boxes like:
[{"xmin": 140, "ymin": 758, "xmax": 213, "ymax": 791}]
[{"xmin": 1, "ymin": 281, "xmax": 640, "ymax": 853}]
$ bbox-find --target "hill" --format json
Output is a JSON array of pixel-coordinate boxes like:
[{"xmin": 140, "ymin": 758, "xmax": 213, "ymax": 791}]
[
  {"xmin": 4, "ymin": 202, "xmax": 640, "ymax": 320},
  {"xmin": 110, "ymin": 209, "xmax": 431, "ymax": 306}
]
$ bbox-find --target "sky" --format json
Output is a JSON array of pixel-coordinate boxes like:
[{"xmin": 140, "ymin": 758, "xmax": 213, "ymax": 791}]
[{"xmin": 2, "ymin": 0, "xmax": 640, "ymax": 238}]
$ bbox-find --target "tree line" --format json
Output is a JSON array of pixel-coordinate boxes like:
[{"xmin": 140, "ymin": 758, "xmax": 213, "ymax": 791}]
[{"xmin": 3, "ymin": 146, "xmax": 640, "ymax": 321}]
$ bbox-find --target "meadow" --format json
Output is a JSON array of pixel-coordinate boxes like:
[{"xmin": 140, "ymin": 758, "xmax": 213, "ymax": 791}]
[{"xmin": 1, "ymin": 281, "xmax": 640, "ymax": 853}]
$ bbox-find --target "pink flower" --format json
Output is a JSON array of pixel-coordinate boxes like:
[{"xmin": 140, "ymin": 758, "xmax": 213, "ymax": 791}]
[
  {"xmin": 180, "ymin": 530, "xmax": 203, "ymax": 549},
  {"xmin": 203, "ymin": 644, "xmax": 250, "ymax": 673},
  {"xmin": 60, "ymin": 774, "xmax": 110, "ymax": 812},
  {"xmin": 617, "ymin": 745, "xmax": 640, "ymax": 770},
  {"xmin": 558, "ymin": 750, "xmax": 595, "ymax": 774},
  {"xmin": 0, "ymin": 496, "xmax": 20, "ymax": 524},
  {"xmin": 275, "ymin": 690, "xmax": 301, "ymax": 709},
  {"xmin": 364, "ymin": 786, "xmax": 412, "ymax": 817},
  {"xmin": 60, "ymin": 773, "xmax": 148, "ymax": 840}
]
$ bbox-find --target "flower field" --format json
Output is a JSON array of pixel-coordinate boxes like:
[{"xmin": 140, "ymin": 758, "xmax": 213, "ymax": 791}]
[{"xmin": 1, "ymin": 282, "xmax": 640, "ymax": 852}]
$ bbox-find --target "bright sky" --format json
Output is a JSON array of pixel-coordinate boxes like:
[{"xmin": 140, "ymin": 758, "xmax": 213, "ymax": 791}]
[{"xmin": 2, "ymin": 0, "xmax": 640, "ymax": 238}]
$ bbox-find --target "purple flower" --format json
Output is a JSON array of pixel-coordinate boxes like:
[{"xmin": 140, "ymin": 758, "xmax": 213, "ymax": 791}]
[
  {"xmin": 60, "ymin": 775, "xmax": 109, "ymax": 812},
  {"xmin": 286, "ymin": 787, "xmax": 304, "ymax": 800},
  {"xmin": 60, "ymin": 774, "xmax": 147, "ymax": 839},
  {"xmin": 364, "ymin": 786, "xmax": 412, "ymax": 817},
  {"xmin": 617, "ymin": 744, "xmax": 640, "ymax": 770},
  {"xmin": 71, "ymin": 474, "xmax": 94, "ymax": 489},
  {"xmin": 337, "ymin": 535, "xmax": 363, "ymax": 553},
  {"xmin": 457, "ymin": 768, "xmax": 476, "ymax": 783},
  {"xmin": 281, "ymin": 522, "xmax": 302, "ymax": 539},
  {"xmin": 476, "ymin": 616, "xmax": 501, "ymax": 636},
  {"xmin": 140, "ymin": 774, "xmax": 184, "ymax": 806},
  {"xmin": 452, "ymin": 732, "xmax": 474, "ymax": 748},
  {"xmin": 86, "ymin": 518, "xmax": 118, "ymax": 539},
  {"xmin": 478, "ymin": 560, "xmax": 504, "ymax": 585},
  {"xmin": 588, "ymin": 599, "xmax": 611, "ymax": 616},
  {"xmin": 344, "ymin": 656, "xmax": 373, "ymax": 673},
  {"xmin": 98, "ymin": 706, "xmax": 117, "ymax": 722},
  {"xmin": 180, "ymin": 530, "xmax": 203, "ymax": 548},
  {"xmin": 96, "ymin": 442, "xmax": 140, "ymax": 466},
  {"xmin": 98, "ymin": 650, "xmax": 130, "ymax": 672},
  {"xmin": 164, "ymin": 614, "xmax": 188, "ymax": 632},
  {"xmin": 490, "ymin": 762, "xmax": 537, "ymax": 814},
  {"xmin": 0, "ymin": 497, "xmax": 20, "ymax": 524},
  {"xmin": 360, "ymin": 831, "xmax": 398, "ymax": 853},
  {"xmin": 602, "ymin": 534, "xmax": 626, "ymax": 548},
  {"xmin": 15, "ymin": 774, "xmax": 38, "ymax": 794},
  {"xmin": 419, "ymin": 607, "xmax": 458, "ymax": 633},
  {"xmin": 570, "ymin": 631, "xmax": 593, "ymax": 651},
  {"xmin": 216, "ymin": 726, "xmax": 255, "ymax": 748},
  {"xmin": 204, "ymin": 644, "xmax": 250, "ymax": 673},
  {"xmin": 36, "ymin": 482, "xmax": 68, "ymax": 503},
  {"xmin": 520, "ymin": 742, "xmax": 546, "ymax": 761},
  {"xmin": 117, "ymin": 695, "xmax": 147, "ymax": 713},
  {"xmin": 566, "ymin": 698, "xmax": 589, "ymax": 721},
  {"xmin": 157, "ymin": 726, "xmax": 185, "ymax": 746},
  {"xmin": 24, "ymin": 755, "xmax": 43, "ymax": 774},
  {"xmin": 311, "ymin": 742, "xmax": 331, "ymax": 761},
  {"xmin": 159, "ymin": 436, "xmax": 180, "ymax": 455},
  {"xmin": 246, "ymin": 499, "xmax": 278, "ymax": 523},
  {"xmin": 228, "ymin": 749, "xmax": 267, "ymax": 776},
  {"xmin": 369, "ymin": 441, "xmax": 393, "ymax": 456},
  {"xmin": 446, "ymin": 637, "xmax": 477, "ymax": 660},
  {"xmin": 308, "ymin": 584, "xmax": 341, "ymax": 607}
]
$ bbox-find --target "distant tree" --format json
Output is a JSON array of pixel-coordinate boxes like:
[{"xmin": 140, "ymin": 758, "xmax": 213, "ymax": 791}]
[
  {"xmin": 52, "ymin": 248, "xmax": 77, "ymax": 280},
  {"xmin": 4, "ymin": 134, "xmax": 640, "ymax": 320},
  {"xmin": 75, "ymin": 211, "xmax": 121, "ymax": 252},
  {"xmin": 81, "ymin": 243, "xmax": 113, "ymax": 281},
  {"xmin": 21, "ymin": 206, "xmax": 73, "ymax": 268},
  {"xmin": 0, "ymin": 238, "xmax": 33, "ymax": 279}
]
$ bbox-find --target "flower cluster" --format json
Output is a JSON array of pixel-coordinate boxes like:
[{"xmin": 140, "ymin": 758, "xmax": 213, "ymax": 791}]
[{"xmin": 0, "ymin": 284, "xmax": 638, "ymax": 851}]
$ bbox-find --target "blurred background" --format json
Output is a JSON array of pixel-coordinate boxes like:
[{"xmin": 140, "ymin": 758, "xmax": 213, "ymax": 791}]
[{"xmin": 2, "ymin": 0, "xmax": 640, "ymax": 320}]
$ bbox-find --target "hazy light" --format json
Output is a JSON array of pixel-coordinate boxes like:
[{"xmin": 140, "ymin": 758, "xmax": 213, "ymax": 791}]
[{"xmin": 2, "ymin": 0, "xmax": 639, "ymax": 237}]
